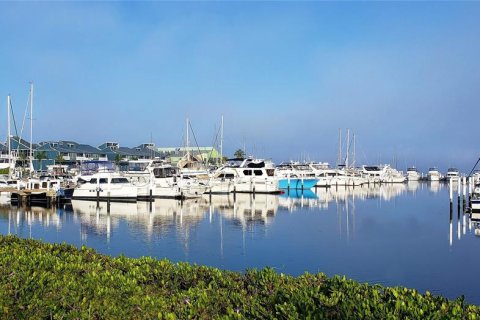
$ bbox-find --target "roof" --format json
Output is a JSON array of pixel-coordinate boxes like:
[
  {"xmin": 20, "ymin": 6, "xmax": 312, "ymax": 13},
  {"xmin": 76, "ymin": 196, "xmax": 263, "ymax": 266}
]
[
  {"xmin": 8, "ymin": 136, "xmax": 38, "ymax": 150},
  {"xmin": 36, "ymin": 140, "xmax": 106, "ymax": 155}
]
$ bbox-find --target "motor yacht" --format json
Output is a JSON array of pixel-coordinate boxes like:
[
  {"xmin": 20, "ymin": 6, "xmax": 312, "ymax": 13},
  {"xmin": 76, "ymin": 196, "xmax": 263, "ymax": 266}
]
[
  {"xmin": 406, "ymin": 167, "xmax": 421, "ymax": 181},
  {"xmin": 427, "ymin": 167, "xmax": 441, "ymax": 182},
  {"xmin": 212, "ymin": 158, "xmax": 280, "ymax": 194}
]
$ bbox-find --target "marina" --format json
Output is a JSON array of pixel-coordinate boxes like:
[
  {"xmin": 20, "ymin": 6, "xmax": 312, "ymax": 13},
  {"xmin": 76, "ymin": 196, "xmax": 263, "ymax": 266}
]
[{"xmin": 2, "ymin": 180, "xmax": 480, "ymax": 305}]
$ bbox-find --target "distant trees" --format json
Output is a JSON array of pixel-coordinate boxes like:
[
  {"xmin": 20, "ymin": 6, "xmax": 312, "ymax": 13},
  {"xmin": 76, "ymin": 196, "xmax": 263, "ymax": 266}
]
[
  {"xmin": 35, "ymin": 151, "xmax": 47, "ymax": 162},
  {"xmin": 35, "ymin": 151, "xmax": 47, "ymax": 171},
  {"xmin": 234, "ymin": 149, "xmax": 246, "ymax": 159},
  {"xmin": 114, "ymin": 154, "xmax": 122, "ymax": 164},
  {"xmin": 55, "ymin": 154, "xmax": 65, "ymax": 164}
]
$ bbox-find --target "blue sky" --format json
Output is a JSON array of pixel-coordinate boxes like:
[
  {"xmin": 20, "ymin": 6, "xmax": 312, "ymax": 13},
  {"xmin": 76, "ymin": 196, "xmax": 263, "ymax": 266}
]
[{"xmin": 1, "ymin": 2, "xmax": 479, "ymax": 173}]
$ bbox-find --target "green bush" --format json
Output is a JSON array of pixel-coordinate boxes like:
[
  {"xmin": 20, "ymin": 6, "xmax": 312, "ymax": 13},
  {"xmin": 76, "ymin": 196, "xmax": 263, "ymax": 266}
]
[{"xmin": 0, "ymin": 235, "xmax": 478, "ymax": 319}]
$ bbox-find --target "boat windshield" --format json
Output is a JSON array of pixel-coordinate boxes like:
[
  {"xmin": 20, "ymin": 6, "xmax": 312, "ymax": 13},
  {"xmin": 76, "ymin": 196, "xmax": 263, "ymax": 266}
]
[
  {"xmin": 128, "ymin": 162, "xmax": 149, "ymax": 172},
  {"xmin": 81, "ymin": 161, "xmax": 115, "ymax": 174}
]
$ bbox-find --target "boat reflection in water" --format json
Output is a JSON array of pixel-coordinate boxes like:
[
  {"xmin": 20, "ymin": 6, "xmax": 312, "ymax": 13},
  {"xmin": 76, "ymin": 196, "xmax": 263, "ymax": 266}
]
[
  {"xmin": 0, "ymin": 204, "xmax": 62, "ymax": 234},
  {"xmin": 71, "ymin": 199, "xmax": 207, "ymax": 242},
  {"xmin": 278, "ymin": 183, "xmax": 409, "ymax": 212},
  {"xmin": 428, "ymin": 180, "xmax": 443, "ymax": 193},
  {"xmin": 72, "ymin": 193, "xmax": 280, "ymax": 239},
  {"xmin": 202, "ymin": 193, "xmax": 279, "ymax": 227},
  {"xmin": 3, "ymin": 181, "xmax": 480, "ymax": 305}
]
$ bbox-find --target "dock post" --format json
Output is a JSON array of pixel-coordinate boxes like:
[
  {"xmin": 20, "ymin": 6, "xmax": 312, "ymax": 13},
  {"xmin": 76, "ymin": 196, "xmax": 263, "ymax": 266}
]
[
  {"xmin": 287, "ymin": 173, "xmax": 291, "ymax": 193},
  {"xmin": 149, "ymin": 188, "xmax": 153, "ymax": 202},
  {"xmin": 457, "ymin": 177, "xmax": 461, "ymax": 204},
  {"xmin": 107, "ymin": 192, "xmax": 111, "ymax": 214},
  {"xmin": 469, "ymin": 177, "xmax": 472, "ymax": 205},
  {"xmin": 233, "ymin": 186, "xmax": 236, "ymax": 202},
  {"xmin": 96, "ymin": 188, "xmax": 100, "ymax": 207},
  {"xmin": 449, "ymin": 179, "xmax": 453, "ymax": 205},
  {"xmin": 463, "ymin": 177, "xmax": 467, "ymax": 210}
]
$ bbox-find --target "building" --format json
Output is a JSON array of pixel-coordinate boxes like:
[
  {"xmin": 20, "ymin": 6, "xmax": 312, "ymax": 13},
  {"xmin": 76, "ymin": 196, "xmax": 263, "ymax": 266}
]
[
  {"xmin": 34, "ymin": 141, "xmax": 108, "ymax": 170},
  {"xmin": 98, "ymin": 142, "xmax": 163, "ymax": 162},
  {"xmin": 157, "ymin": 147, "xmax": 221, "ymax": 165}
]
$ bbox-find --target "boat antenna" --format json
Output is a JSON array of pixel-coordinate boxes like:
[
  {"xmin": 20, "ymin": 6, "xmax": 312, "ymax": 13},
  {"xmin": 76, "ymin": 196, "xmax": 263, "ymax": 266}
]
[{"xmin": 467, "ymin": 157, "xmax": 480, "ymax": 177}]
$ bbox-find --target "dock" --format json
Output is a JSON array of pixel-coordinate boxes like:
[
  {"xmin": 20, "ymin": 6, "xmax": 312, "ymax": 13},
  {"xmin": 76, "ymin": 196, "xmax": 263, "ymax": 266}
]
[{"xmin": 1, "ymin": 188, "xmax": 58, "ymax": 206}]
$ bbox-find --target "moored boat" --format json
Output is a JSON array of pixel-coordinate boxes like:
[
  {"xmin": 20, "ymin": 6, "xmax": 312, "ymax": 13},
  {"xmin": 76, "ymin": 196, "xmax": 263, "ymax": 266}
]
[
  {"xmin": 406, "ymin": 167, "xmax": 421, "ymax": 181},
  {"xmin": 427, "ymin": 167, "xmax": 441, "ymax": 182}
]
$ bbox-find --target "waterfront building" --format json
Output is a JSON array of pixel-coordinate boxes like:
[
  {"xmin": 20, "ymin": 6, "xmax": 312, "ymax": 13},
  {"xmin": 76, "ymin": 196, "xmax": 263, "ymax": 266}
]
[
  {"xmin": 158, "ymin": 147, "xmax": 221, "ymax": 165},
  {"xmin": 34, "ymin": 141, "xmax": 108, "ymax": 170},
  {"xmin": 98, "ymin": 142, "xmax": 163, "ymax": 162}
]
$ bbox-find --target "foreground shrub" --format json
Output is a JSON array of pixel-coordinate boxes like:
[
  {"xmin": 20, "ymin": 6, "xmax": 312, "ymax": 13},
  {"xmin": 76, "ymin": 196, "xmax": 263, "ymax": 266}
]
[{"xmin": 0, "ymin": 235, "xmax": 478, "ymax": 319}]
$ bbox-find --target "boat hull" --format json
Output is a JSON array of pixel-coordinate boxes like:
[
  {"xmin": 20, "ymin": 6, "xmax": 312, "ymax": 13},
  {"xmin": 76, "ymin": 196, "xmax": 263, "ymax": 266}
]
[{"xmin": 279, "ymin": 178, "xmax": 318, "ymax": 190}]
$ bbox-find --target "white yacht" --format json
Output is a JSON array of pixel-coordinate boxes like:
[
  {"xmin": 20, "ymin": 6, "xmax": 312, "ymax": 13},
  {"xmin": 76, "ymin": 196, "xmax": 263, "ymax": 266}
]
[
  {"xmin": 308, "ymin": 163, "xmax": 367, "ymax": 187},
  {"xmin": 427, "ymin": 167, "xmax": 441, "ymax": 181},
  {"xmin": 211, "ymin": 158, "xmax": 280, "ymax": 194},
  {"xmin": 361, "ymin": 165, "xmax": 405, "ymax": 183},
  {"xmin": 406, "ymin": 167, "xmax": 421, "ymax": 181},
  {"xmin": 470, "ymin": 183, "xmax": 480, "ymax": 211},
  {"xmin": 123, "ymin": 159, "xmax": 207, "ymax": 199},
  {"xmin": 72, "ymin": 171, "xmax": 138, "ymax": 202},
  {"xmin": 446, "ymin": 168, "xmax": 460, "ymax": 182}
]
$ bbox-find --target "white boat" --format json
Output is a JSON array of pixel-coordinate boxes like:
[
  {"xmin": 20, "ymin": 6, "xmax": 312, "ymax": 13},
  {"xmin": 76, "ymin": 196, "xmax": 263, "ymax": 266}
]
[
  {"xmin": 406, "ymin": 167, "xmax": 421, "ymax": 181},
  {"xmin": 427, "ymin": 167, "xmax": 441, "ymax": 181},
  {"xmin": 275, "ymin": 162, "xmax": 318, "ymax": 189},
  {"xmin": 472, "ymin": 183, "xmax": 480, "ymax": 211},
  {"xmin": 72, "ymin": 171, "xmax": 137, "ymax": 202},
  {"xmin": 361, "ymin": 165, "xmax": 406, "ymax": 183},
  {"xmin": 124, "ymin": 159, "xmax": 207, "ymax": 199},
  {"xmin": 211, "ymin": 158, "xmax": 280, "ymax": 194},
  {"xmin": 446, "ymin": 168, "xmax": 460, "ymax": 181},
  {"xmin": 308, "ymin": 163, "xmax": 367, "ymax": 187}
]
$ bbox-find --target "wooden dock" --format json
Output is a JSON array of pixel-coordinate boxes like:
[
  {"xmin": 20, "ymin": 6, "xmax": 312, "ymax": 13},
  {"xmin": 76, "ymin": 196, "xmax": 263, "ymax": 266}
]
[{"xmin": 0, "ymin": 188, "xmax": 58, "ymax": 206}]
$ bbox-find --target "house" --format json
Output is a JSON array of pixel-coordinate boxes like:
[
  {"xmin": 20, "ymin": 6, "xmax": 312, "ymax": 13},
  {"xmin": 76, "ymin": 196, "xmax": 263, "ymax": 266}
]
[
  {"xmin": 98, "ymin": 142, "xmax": 163, "ymax": 162},
  {"xmin": 34, "ymin": 141, "xmax": 108, "ymax": 170}
]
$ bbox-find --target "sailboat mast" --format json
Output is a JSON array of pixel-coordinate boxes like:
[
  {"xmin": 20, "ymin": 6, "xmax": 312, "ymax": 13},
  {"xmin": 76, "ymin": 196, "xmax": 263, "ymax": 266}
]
[
  {"xmin": 186, "ymin": 117, "xmax": 189, "ymax": 158},
  {"xmin": 7, "ymin": 95, "xmax": 11, "ymax": 179},
  {"xmin": 346, "ymin": 128, "xmax": 350, "ymax": 169},
  {"xmin": 352, "ymin": 134, "xmax": 356, "ymax": 168},
  {"xmin": 337, "ymin": 128, "xmax": 342, "ymax": 167},
  {"xmin": 30, "ymin": 82, "xmax": 34, "ymax": 174},
  {"xmin": 220, "ymin": 115, "xmax": 224, "ymax": 164}
]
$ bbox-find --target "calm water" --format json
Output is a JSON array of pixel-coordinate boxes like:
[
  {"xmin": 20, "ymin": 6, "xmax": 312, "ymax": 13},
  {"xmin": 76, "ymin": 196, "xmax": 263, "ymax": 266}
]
[{"xmin": 1, "ymin": 181, "xmax": 479, "ymax": 304}]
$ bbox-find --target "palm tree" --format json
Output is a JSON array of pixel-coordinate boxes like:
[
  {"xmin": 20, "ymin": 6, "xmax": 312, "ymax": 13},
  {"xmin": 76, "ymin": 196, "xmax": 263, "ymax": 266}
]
[
  {"xmin": 234, "ymin": 149, "xmax": 246, "ymax": 159},
  {"xmin": 114, "ymin": 153, "xmax": 123, "ymax": 165},
  {"xmin": 35, "ymin": 151, "xmax": 47, "ymax": 171},
  {"xmin": 55, "ymin": 154, "xmax": 65, "ymax": 165}
]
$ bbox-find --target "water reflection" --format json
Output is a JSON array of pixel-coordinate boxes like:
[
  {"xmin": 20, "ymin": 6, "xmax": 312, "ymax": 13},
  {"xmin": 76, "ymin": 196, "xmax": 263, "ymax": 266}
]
[
  {"xmin": 2, "ymin": 182, "xmax": 480, "ymax": 304},
  {"xmin": 0, "ymin": 205, "xmax": 61, "ymax": 236},
  {"xmin": 205, "ymin": 193, "xmax": 278, "ymax": 227},
  {"xmin": 72, "ymin": 199, "xmax": 207, "ymax": 243},
  {"xmin": 1, "ymin": 183, "xmax": 441, "ymax": 240}
]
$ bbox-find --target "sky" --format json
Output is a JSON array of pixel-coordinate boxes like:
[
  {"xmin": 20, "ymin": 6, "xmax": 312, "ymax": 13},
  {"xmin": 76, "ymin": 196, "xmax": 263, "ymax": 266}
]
[{"xmin": 1, "ymin": 2, "xmax": 479, "ymax": 173}]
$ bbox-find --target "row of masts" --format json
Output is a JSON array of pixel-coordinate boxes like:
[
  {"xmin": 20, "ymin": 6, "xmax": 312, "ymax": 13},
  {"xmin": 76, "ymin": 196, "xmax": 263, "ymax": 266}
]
[
  {"xmin": 184, "ymin": 115, "xmax": 224, "ymax": 165},
  {"xmin": 6, "ymin": 82, "xmax": 34, "ymax": 179},
  {"xmin": 337, "ymin": 128, "xmax": 356, "ymax": 169}
]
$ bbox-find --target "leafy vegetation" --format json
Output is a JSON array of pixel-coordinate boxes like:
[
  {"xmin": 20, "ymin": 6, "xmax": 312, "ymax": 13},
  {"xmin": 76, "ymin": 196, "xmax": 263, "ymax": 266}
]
[
  {"xmin": 0, "ymin": 235, "xmax": 478, "ymax": 319},
  {"xmin": 234, "ymin": 149, "xmax": 246, "ymax": 159}
]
